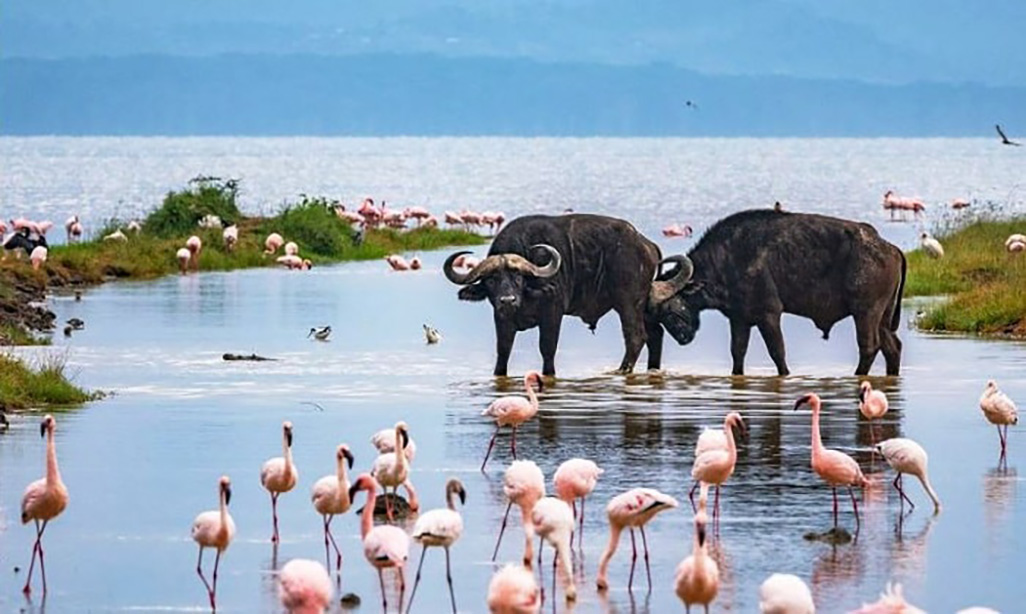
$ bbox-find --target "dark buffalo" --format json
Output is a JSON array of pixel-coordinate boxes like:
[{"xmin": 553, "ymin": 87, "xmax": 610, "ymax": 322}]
[
  {"xmin": 655, "ymin": 209, "xmax": 906, "ymax": 376},
  {"xmin": 444, "ymin": 214, "xmax": 692, "ymax": 376}
]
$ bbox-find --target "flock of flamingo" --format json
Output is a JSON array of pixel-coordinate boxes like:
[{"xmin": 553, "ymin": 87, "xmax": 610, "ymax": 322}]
[{"xmin": 15, "ymin": 367, "xmax": 1018, "ymax": 613}]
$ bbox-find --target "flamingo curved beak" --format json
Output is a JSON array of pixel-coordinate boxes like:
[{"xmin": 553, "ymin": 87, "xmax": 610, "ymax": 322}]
[
  {"xmin": 223, "ymin": 483, "xmax": 232, "ymax": 506},
  {"xmin": 342, "ymin": 448, "xmax": 354, "ymax": 469},
  {"xmin": 793, "ymin": 394, "xmax": 813, "ymax": 411}
]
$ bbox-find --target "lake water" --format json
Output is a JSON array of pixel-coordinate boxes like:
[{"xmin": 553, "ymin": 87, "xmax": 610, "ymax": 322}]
[{"xmin": 1, "ymin": 138, "xmax": 1025, "ymax": 613}]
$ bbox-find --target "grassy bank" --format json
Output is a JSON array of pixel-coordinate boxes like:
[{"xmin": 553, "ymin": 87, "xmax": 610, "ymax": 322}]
[
  {"xmin": 0, "ymin": 352, "xmax": 96, "ymax": 409},
  {"xmin": 906, "ymin": 216, "xmax": 1026, "ymax": 335}
]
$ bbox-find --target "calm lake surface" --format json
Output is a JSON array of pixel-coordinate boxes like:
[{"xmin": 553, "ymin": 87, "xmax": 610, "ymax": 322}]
[{"xmin": 1, "ymin": 138, "xmax": 1025, "ymax": 613}]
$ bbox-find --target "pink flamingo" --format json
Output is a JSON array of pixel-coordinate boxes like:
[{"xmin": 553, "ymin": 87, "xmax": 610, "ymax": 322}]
[
  {"xmin": 759, "ymin": 573, "xmax": 815, "ymax": 614},
  {"xmin": 848, "ymin": 582, "xmax": 924, "ymax": 614},
  {"xmin": 487, "ymin": 564, "xmax": 540, "ymax": 614},
  {"xmin": 64, "ymin": 215, "xmax": 82, "ymax": 243},
  {"xmin": 552, "ymin": 458, "xmax": 603, "ymax": 547},
  {"xmin": 980, "ymin": 379, "xmax": 1019, "ymax": 458},
  {"xmin": 951, "ymin": 198, "xmax": 971, "ymax": 210},
  {"xmin": 30, "ymin": 246, "xmax": 47, "ymax": 271},
  {"xmin": 371, "ymin": 427, "xmax": 417, "ymax": 462},
  {"xmin": 794, "ymin": 393, "xmax": 869, "ymax": 532},
  {"xmin": 409, "ymin": 257, "xmax": 422, "ymax": 270},
  {"xmin": 222, "ymin": 225, "xmax": 238, "ymax": 251},
  {"xmin": 279, "ymin": 558, "xmax": 333, "ymax": 614},
  {"xmin": 265, "ymin": 232, "xmax": 285, "ymax": 254},
  {"xmin": 444, "ymin": 211, "xmax": 463, "ymax": 227},
  {"xmin": 277, "ymin": 255, "xmax": 312, "ymax": 270},
  {"xmin": 310, "ymin": 444, "xmax": 354, "ymax": 572},
  {"xmin": 36, "ymin": 220, "xmax": 53, "ymax": 235},
  {"xmin": 674, "ymin": 483, "xmax": 719, "ymax": 614},
  {"xmin": 404, "ymin": 206, "xmax": 431, "ymax": 225},
  {"xmin": 261, "ymin": 421, "xmax": 298, "ymax": 543},
  {"xmin": 285, "ymin": 241, "xmax": 299, "ymax": 256},
  {"xmin": 1006, "ymin": 234, "xmax": 1026, "ymax": 253},
  {"xmin": 176, "ymin": 247, "xmax": 192, "ymax": 274},
  {"xmin": 689, "ymin": 411, "xmax": 746, "ymax": 520},
  {"xmin": 882, "ymin": 191, "xmax": 925, "ymax": 220},
  {"xmin": 596, "ymin": 487, "xmax": 678, "ymax": 591},
  {"xmin": 423, "ymin": 215, "xmax": 439, "ymax": 228},
  {"xmin": 531, "ymin": 497, "xmax": 577, "ymax": 602},
  {"xmin": 858, "ymin": 380, "xmax": 889, "ymax": 444},
  {"xmin": 191, "ymin": 475, "xmax": 235, "ymax": 609},
  {"xmin": 875, "ymin": 438, "xmax": 941, "ymax": 514},
  {"xmin": 407, "ymin": 478, "xmax": 467, "ymax": 614},
  {"xmin": 662, "ymin": 223, "xmax": 693, "ymax": 238},
  {"xmin": 20, "ymin": 414, "xmax": 69, "ymax": 596},
  {"xmin": 370, "ymin": 421, "xmax": 419, "ymax": 521},
  {"xmin": 349, "ymin": 473, "xmax": 410, "ymax": 613},
  {"xmin": 186, "ymin": 235, "xmax": 202, "ymax": 271},
  {"xmin": 493, "ymin": 460, "xmax": 546, "ymax": 566},
  {"xmin": 385, "ymin": 254, "xmax": 411, "ymax": 271},
  {"xmin": 480, "ymin": 370, "xmax": 543, "ymax": 471}
]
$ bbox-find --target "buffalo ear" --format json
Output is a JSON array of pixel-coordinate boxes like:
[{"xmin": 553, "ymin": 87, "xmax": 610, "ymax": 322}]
[
  {"xmin": 458, "ymin": 284, "xmax": 488, "ymax": 302},
  {"xmin": 681, "ymin": 281, "xmax": 704, "ymax": 297}
]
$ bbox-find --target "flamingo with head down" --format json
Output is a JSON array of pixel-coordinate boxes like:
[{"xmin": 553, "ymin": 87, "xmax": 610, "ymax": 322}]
[{"xmin": 349, "ymin": 473, "xmax": 410, "ymax": 613}]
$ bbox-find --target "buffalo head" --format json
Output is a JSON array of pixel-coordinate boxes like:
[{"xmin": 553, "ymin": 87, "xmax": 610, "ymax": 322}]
[
  {"xmin": 444, "ymin": 244, "xmax": 562, "ymax": 316},
  {"xmin": 650, "ymin": 255, "xmax": 701, "ymax": 345}
]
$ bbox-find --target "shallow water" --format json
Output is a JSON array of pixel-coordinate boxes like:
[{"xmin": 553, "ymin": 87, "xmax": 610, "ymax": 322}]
[{"xmin": 1, "ymin": 138, "xmax": 1026, "ymax": 613}]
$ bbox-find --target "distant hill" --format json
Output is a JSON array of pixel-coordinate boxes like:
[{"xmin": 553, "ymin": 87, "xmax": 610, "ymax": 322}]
[{"xmin": 1, "ymin": 54, "xmax": 1022, "ymax": 136}]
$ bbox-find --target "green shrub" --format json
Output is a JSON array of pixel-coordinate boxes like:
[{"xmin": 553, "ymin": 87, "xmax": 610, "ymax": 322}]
[
  {"xmin": 266, "ymin": 199, "xmax": 353, "ymax": 257},
  {"xmin": 143, "ymin": 176, "xmax": 242, "ymax": 238},
  {"xmin": 0, "ymin": 352, "xmax": 95, "ymax": 409}
]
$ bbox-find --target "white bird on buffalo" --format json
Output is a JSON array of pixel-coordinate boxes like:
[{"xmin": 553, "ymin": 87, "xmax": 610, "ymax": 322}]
[{"xmin": 919, "ymin": 232, "xmax": 944, "ymax": 258}]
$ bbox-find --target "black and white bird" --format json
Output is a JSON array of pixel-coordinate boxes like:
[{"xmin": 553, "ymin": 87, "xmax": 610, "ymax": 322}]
[
  {"xmin": 0, "ymin": 403, "xmax": 9, "ymax": 431},
  {"xmin": 67, "ymin": 318, "xmax": 85, "ymax": 330},
  {"xmin": 308, "ymin": 326, "xmax": 332, "ymax": 341},
  {"xmin": 423, "ymin": 324, "xmax": 442, "ymax": 344},
  {"xmin": 996, "ymin": 124, "xmax": 1021, "ymax": 146}
]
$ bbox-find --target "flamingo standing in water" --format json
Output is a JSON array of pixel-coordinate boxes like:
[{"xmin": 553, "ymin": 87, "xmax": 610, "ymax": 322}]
[
  {"xmin": 689, "ymin": 411, "xmax": 746, "ymax": 521},
  {"xmin": 674, "ymin": 483, "xmax": 719, "ymax": 613},
  {"xmin": 553, "ymin": 457, "xmax": 603, "ymax": 548},
  {"xmin": 481, "ymin": 371, "xmax": 543, "ymax": 471},
  {"xmin": 348, "ymin": 473, "xmax": 410, "ymax": 613},
  {"xmin": 493, "ymin": 460, "xmax": 546, "ymax": 566},
  {"xmin": 759, "ymin": 573, "xmax": 815, "ymax": 614},
  {"xmin": 265, "ymin": 232, "xmax": 285, "ymax": 254},
  {"xmin": 487, "ymin": 564, "xmax": 540, "ymax": 614},
  {"xmin": 20, "ymin": 414, "xmax": 69, "ymax": 596},
  {"xmin": 407, "ymin": 478, "xmax": 467, "ymax": 614},
  {"xmin": 191, "ymin": 475, "xmax": 235, "ymax": 609},
  {"xmin": 980, "ymin": 379, "xmax": 1018, "ymax": 458},
  {"xmin": 176, "ymin": 247, "xmax": 192, "ymax": 274},
  {"xmin": 530, "ymin": 497, "xmax": 577, "ymax": 602},
  {"xmin": 186, "ymin": 235, "xmax": 202, "ymax": 270},
  {"xmin": 874, "ymin": 438, "xmax": 941, "ymax": 514},
  {"xmin": 858, "ymin": 381, "xmax": 889, "ymax": 444},
  {"xmin": 849, "ymin": 582, "xmax": 924, "ymax": 614},
  {"xmin": 261, "ymin": 421, "xmax": 298, "ymax": 543},
  {"xmin": 371, "ymin": 426, "xmax": 418, "ymax": 462},
  {"xmin": 595, "ymin": 487, "xmax": 678, "ymax": 591},
  {"xmin": 371, "ymin": 421, "xmax": 419, "ymax": 520},
  {"xmin": 279, "ymin": 558, "xmax": 333, "ymax": 614},
  {"xmin": 794, "ymin": 393, "xmax": 869, "ymax": 532},
  {"xmin": 310, "ymin": 444, "xmax": 354, "ymax": 571}
]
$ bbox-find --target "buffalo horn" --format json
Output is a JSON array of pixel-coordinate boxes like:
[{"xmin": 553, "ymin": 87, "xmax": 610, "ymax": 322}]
[{"xmin": 650, "ymin": 255, "xmax": 694, "ymax": 304}]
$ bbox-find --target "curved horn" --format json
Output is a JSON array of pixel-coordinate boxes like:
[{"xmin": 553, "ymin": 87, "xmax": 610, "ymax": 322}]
[
  {"xmin": 649, "ymin": 255, "xmax": 694, "ymax": 304},
  {"xmin": 442, "ymin": 251, "xmax": 474, "ymax": 284},
  {"xmin": 500, "ymin": 244, "xmax": 561, "ymax": 278},
  {"xmin": 443, "ymin": 251, "xmax": 506, "ymax": 285}
]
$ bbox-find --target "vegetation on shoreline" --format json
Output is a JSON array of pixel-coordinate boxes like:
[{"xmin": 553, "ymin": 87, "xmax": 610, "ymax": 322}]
[
  {"xmin": 0, "ymin": 352, "xmax": 96, "ymax": 409},
  {"xmin": 906, "ymin": 213, "xmax": 1026, "ymax": 336}
]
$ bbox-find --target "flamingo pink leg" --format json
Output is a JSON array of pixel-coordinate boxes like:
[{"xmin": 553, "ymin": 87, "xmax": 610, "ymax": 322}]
[
  {"xmin": 23, "ymin": 519, "xmax": 49, "ymax": 595},
  {"xmin": 407, "ymin": 546, "xmax": 428, "ymax": 612},
  {"xmin": 444, "ymin": 547, "xmax": 457, "ymax": 613},
  {"xmin": 270, "ymin": 492, "xmax": 280, "ymax": 542},
  {"xmin": 324, "ymin": 516, "xmax": 343, "ymax": 571},
  {"xmin": 579, "ymin": 496, "xmax": 585, "ymax": 548},
  {"xmin": 640, "ymin": 525, "xmax": 652, "ymax": 589},
  {"xmin": 688, "ymin": 480, "xmax": 699, "ymax": 512},
  {"xmin": 849, "ymin": 487, "xmax": 861, "ymax": 533},
  {"xmin": 492, "ymin": 501, "xmax": 513, "ymax": 560},
  {"xmin": 627, "ymin": 527, "xmax": 638, "ymax": 591},
  {"xmin": 378, "ymin": 569, "xmax": 388, "ymax": 611},
  {"xmin": 481, "ymin": 426, "xmax": 500, "ymax": 472},
  {"xmin": 211, "ymin": 550, "xmax": 223, "ymax": 609},
  {"xmin": 510, "ymin": 426, "xmax": 518, "ymax": 459},
  {"xmin": 893, "ymin": 474, "xmax": 915, "ymax": 510},
  {"xmin": 195, "ymin": 547, "xmax": 215, "ymax": 606},
  {"xmin": 832, "ymin": 488, "xmax": 839, "ymax": 528}
]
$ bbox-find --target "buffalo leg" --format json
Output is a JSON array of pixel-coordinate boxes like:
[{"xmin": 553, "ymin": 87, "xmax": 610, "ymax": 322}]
[
  {"xmin": 729, "ymin": 319, "xmax": 751, "ymax": 375},
  {"xmin": 616, "ymin": 307, "xmax": 647, "ymax": 374},
  {"xmin": 879, "ymin": 326, "xmax": 902, "ymax": 376},
  {"xmin": 757, "ymin": 315, "xmax": 790, "ymax": 376},
  {"xmin": 644, "ymin": 316, "xmax": 664, "ymax": 371},
  {"xmin": 538, "ymin": 312, "xmax": 563, "ymax": 377},
  {"xmin": 493, "ymin": 316, "xmax": 517, "ymax": 377},
  {"xmin": 854, "ymin": 311, "xmax": 883, "ymax": 376}
]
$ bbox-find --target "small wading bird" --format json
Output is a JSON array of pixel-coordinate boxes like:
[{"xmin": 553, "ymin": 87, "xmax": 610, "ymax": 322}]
[
  {"xmin": 310, "ymin": 444, "xmax": 354, "ymax": 572},
  {"xmin": 995, "ymin": 124, "xmax": 1021, "ymax": 146},
  {"xmin": 370, "ymin": 421, "xmax": 419, "ymax": 520},
  {"xmin": 348, "ymin": 473, "xmax": 410, "ymax": 613},
  {"xmin": 849, "ymin": 582, "xmax": 924, "ymax": 614},
  {"xmin": 407, "ymin": 478, "xmax": 467, "ymax": 614},
  {"xmin": 493, "ymin": 460, "xmax": 546, "ymax": 566},
  {"xmin": 794, "ymin": 393, "xmax": 869, "ymax": 532},
  {"xmin": 530, "ymin": 497, "xmax": 577, "ymax": 602},
  {"xmin": 423, "ymin": 324, "xmax": 442, "ymax": 344},
  {"xmin": 874, "ymin": 438, "xmax": 941, "ymax": 514},
  {"xmin": 690, "ymin": 411, "xmax": 745, "ymax": 521},
  {"xmin": 308, "ymin": 326, "xmax": 331, "ymax": 341},
  {"xmin": 261, "ymin": 421, "xmax": 298, "ymax": 543},
  {"xmin": 480, "ymin": 370, "xmax": 544, "ymax": 471},
  {"xmin": 674, "ymin": 483, "xmax": 719, "ymax": 613},
  {"xmin": 919, "ymin": 232, "xmax": 944, "ymax": 259},
  {"xmin": 759, "ymin": 573, "xmax": 815, "ymax": 614},
  {"xmin": 191, "ymin": 475, "xmax": 235, "ymax": 609},
  {"xmin": 595, "ymin": 487, "xmax": 678, "ymax": 591},
  {"xmin": 858, "ymin": 380, "xmax": 889, "ymax": 444},
  {"xmin": 21, "ymin": 414, "xmax": 69, "ymax": 596},
  {"xmin": 278, "ymin": 558, "xmax": 333, "ymax": 614},
  {"xmin": 487, "ymin": 564, "xmax": 540, "ymax": 614},
  {"xmin": 553, "ymin": 457, "xmax": 603, "ymax": 548},
  {"xmin": 67, "ymin": 318, "xmax": 85, "ymax": 330},
  {"xmin": 980, "ymin": 379, "xmax": 1018, "ymax": 458}
]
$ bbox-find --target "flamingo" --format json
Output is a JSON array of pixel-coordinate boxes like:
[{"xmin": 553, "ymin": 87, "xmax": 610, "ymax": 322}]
[
  {"xmin": 794, "ymin": 393, "xmax": 869, "ymax": 532},
  {"xmin": 348, "ymin": 473, "xmax": 410, "ymax": 613},
  {"xmin": 371, "ymin": 426, "xmax": 418, "ymax": 462},
  {"xmin": 175, "ymin": 247, "xmax": 192, "ymax": 274},
  {"xmin": 409, "ymin": 257, "xmax": 422, "ymax": 270},
  {"xmin": 480, "ymin": 370, "xmax": 543, "ymax": 471},
  {"xmin": 370, "ymin": 421, "xmax": 419, "ymax": 520},
  {"xmin": 1006, "ymin": 234, "xmax": 1026, "ymax": 253},
  {"xmin": 492, "ymin": 460, "xmax": 546, "ymax": 567},
  {"xmin": 285, "ymin": 241, "xmax": 299, "ymax": 256},
  {"xmin": 530, "ymin": 497, "xmax": 576, "ymax": 602},
  {"xmin": 30, "ymin": 245, "xmax": 47, "ymax": 271},
  {"xmin": 222, "ymin": 224, "xmax": 238, "ymax": 251},
  {"xmin": 265, "ymin": 232, "xmax": 285, "ymax": 254},
  {"xmin": 404, "ymin": 206, "xmax": 431, "ymax": 225},
  {"xmin": 20, "ymin": 414, "xmax": 69, "ymax": 596},
  {"xmin": 407, "ymin": 478, "xmax": 467, "ymax": 614},
  {"xmin": 595, "ymin": 487, "xmax": 678, "ymax": 591},
  {"xmin": 694, "ymin": 410, "xmax": 746, "ymax": 458},
  {"xmin": 674, "ymin": 483, "xmax": 719, "ymax": 613},
  {"xmin": 689, "ymin": 411, "xmax": 745, "ymax": 520},
  {"xmin": 848, "ymin": 582, "xmax": 924, "ymax": 614},
  {"xmin": 279, "ymin": 558, "xmax": 333, "ymax": 614},
  {"xmin": 759, "ymin": 573, "xmax": 815, "ymax": 613},
  {"xmin": 874, "ymin": 438, "xmax": 941, "ymax": 514},
  {"xmin": 919, "ymin": 232, "xmax": 944, "ymax": 259},
  {"xmin": 858, "ymin": 380, "xmax": 889, "ymax": 444},
  {"xmin": 385, "ymin": 254, "xmax": 411, "ymax": 271},
  {"xmin": 310, "ymin": 444, "xmax": 354, "ymax": 571},
  {"xmin": 979, "ymin": 379, "xmax": 1018, "ymax": 458},
  {"xmin": 552, "ymin": 458, "xmax": 603, "ymax": 547},
  {"xmin": 277, "ymin": 254, "xmax": 308, "ymax": 270},
  {"xmin": 186, "ymin": 235, "xmax": 203, "ymax": 270},
  {"xmin": 261, "ymin": 421, "xmax": 298, "ymax": 543},
  {"xmin": 956, "ymin": 609, "xmax": 999, "ymax": 614},
  {"xmin": 444, "ymin": 211, "xmax": 463, "ymax": 227},
  {"xmin": 487, "ymin": 564, "xmax": 540, "ymax": 614},
  {"xmin": 882, "ymin": 191, "xmax": 926, "ymax": 220},
  {"xmin": 191, "ymin": 475, "xmax": 235, "ymax": 609},
  {"xmin": 951, "ymin": 198, "xmax": 971, "ymax": 210},
  {"xmin": 64, "ymin": 215, "xmax": 81, "ymax": 243},
  {"xmin": 662, "ymin": 223, "xmax": 693, "ymax": 238}
]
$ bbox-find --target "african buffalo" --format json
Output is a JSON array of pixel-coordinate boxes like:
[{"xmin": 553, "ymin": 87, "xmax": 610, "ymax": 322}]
[
  {"xmin": 654, "ymin": 209, "xmax": 906, "ymax": 376},
  {"xmin": 443, "ymin": 214, "xmax": 692, "ymax": 376}
]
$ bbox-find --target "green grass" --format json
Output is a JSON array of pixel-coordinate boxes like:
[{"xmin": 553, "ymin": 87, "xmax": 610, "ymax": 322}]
[
  {"xmin": 0, "ymin": 352, "xmax": 96, "ymax": 409},
  {"xmin": 907, "ymin": 214, "xmax": 1026, "ymax": 335},
  {"xmin": 0, "ymin": 324, "xmax": 51, "ymax": 346}
]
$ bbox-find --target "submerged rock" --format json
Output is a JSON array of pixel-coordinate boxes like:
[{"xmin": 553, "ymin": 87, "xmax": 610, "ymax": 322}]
[
  {"xmin": 222, "ymin": 353, "xmax": 276, "ymax": 361},
  {"xmin": 802, "ymin": 527, "xmax": 853, "ymax": 545},
  {"xmin": 340, "ymin": 593, "xmax": 361, "ymax": 608},
  {"xmin": 355, "ymin": 493, "xmax": 414, "ymax": 519}
]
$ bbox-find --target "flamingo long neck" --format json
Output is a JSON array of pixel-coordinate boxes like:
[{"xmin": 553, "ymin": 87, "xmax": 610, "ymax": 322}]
[
  {"xmin": 811, "ymin": 401, "xmax": 824, "ymax": 457},
  {"xmin": 919, "ymin": 474, "xmax": 942, "ymax": 513},
  {"xmin": 724, "ymin": 418, "xmax": 737, "ymax": 463},
  {"xmin": 282, "ymin": 433, "xmax": 293, "ymax": 472},
  {"xmin": 336, "ymin": 456, "xmax": 349, "ymax": 506},
  {"xmin": 219, "ymin": 487, "xmax": 228, "ymax": 527},
  {"xmin": 596, "ymin": 523, "xmax": 622, "ymax": 581},
  {"xmin": 45, "ymin": 427, "xmax": 61, "ymax": 485},
  {"xmin": 446, "ymin": 485, "xmax": 457, "ymax": 511},
  {"xmin": 395, "ymin": 431, "xmax": 408, "ymax": 473},
  {"xmin": 556, "ymin": 536, "xmax": 574, "ymax": 588},
  {"xmin": 525, "ymin": 376, "xmax": 538, "ymax": 409},
  {"xmin": 520, "ymin": 502, "xmax": 536, "ymax": 566},
  {"xmin": 360, "ymin": 485, "xmax": 376, "ymax": 539}
]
